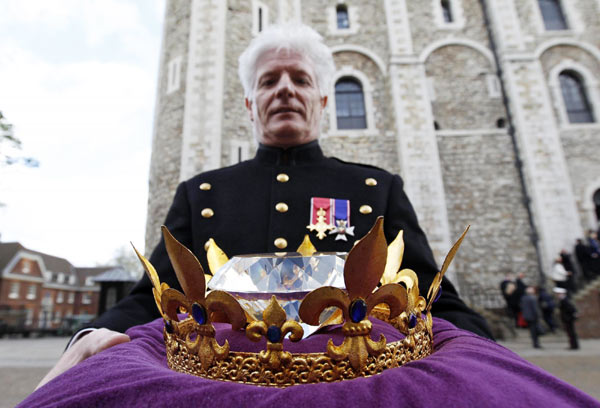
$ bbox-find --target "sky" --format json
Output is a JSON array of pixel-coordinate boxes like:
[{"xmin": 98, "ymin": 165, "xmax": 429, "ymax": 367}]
[{"xmin": 0, "ymin": 0, "xmax": 166, "ymax": 266}]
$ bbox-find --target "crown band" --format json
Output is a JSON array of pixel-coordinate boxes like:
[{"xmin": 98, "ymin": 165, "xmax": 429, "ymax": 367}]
[{"xmin": 165, "ymin": 317, "xmax": 433, "ymax": 386}]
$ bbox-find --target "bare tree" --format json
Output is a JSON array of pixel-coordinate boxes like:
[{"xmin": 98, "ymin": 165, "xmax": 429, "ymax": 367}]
[{"xmin": 0, "ymin": 111, "xmax": 39, "ymax": 167}]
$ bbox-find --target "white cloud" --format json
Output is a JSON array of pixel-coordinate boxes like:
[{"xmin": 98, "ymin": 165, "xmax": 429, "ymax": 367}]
[{"xmin": 0, "ymin": 0, "xmax": 163, "ymax": 266}]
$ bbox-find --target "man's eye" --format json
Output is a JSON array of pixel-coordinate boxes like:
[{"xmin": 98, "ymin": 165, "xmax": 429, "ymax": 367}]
[
  {"xmin": 260, "ymin": 79, "xmax": 276, "ymax": 87},
  {"xmin": 295, "ymin": 77, "xmax": 308, "ymax": 85}
]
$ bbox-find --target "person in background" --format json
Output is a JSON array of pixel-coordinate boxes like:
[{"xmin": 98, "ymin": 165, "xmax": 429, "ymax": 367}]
[
  {"xmin": 500, "ymin": 272, "xmax": 526, "ymax": 328},
  {"xmin": 587, "ymin": 231, "xmax": 600, "ymax": 276},
  {"xmin": 520, "ymin": 286, "xmax": 542, "ymax": 349},
  {"xmin": 553, "ymin": 287, "xmax": 579, "ymax": 350},
  {"xmin": 551, "ymin": 256, "xmax": 570, "ymax": 292},
  {"xmin": 559, "ymin": 249, "xmax": 577, "ymax": 293},
  {"xmin": 537, "ymin": 287, "xmax": 556, "ymax": 333},
  {"xmin": 575, "ymin": 238, "xmax": 595, "ymax": 282}
]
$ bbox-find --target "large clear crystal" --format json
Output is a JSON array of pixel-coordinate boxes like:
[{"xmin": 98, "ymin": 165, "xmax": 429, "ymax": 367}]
[{"xmin": 208, "ymin": 252, "xmax": 346, "ymax": 329}]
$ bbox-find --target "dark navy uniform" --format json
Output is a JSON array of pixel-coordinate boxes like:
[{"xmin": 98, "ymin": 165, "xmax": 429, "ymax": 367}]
[{"xmin": 93, "ymin": 141, "xmax": 492, "ymax": 338}]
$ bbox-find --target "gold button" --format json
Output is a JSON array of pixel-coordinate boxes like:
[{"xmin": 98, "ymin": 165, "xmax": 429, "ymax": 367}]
[
  {"xmin": 199, "ymin": 183, "xmax": 211, "ymax": 191},
  {"xmin": 276, "ymin": 173, "xmax": 289, "ymax": 182},
  {"xmin": 201, "ymin": 208, "xmax": 214, "ymax": 218},
  {"xmin": 365, "ymin": 178, "xmax": 377, "ymax": 186},
  {"xmin": 359, "ymin": 205, "xmax": 372, "ymax": 214},
  {"xmin": 274, "ymin": 238, "xmax": 288, "ymax": 249},
  {"xmin": 275, "ymin": 202, "xmax": 289, "ymax": 213}
]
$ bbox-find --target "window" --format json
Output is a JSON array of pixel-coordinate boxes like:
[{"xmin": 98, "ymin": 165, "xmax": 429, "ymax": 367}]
[
  {"xmin": 85, "ymin": 276, "xmax": 95, "ymax": 286},
  {"xmin": 21, "ymin": 261, "xmax": 31, "ymax": 274},
  {"xmin": 9, "ymin": 282, "xmax": 20, "ymax": 299},
  {"xmin": 38, "ymin": 310, "xmax": 46, "ymax": 328},
  {"xmin": 559, "ymin": 71, "xmax": 594, "ymax": 123},
  {"xmin": 57, "ymin": 272, "xmax": 65, "ymax": 284},
  {"xmin": 56, "ymin": 291, "xmax": 64, "ymax": 304},
  {"xmin": 106, "ymin": 287, "xmax": 118, "ymax": 310},
  {"xmin": 83, "ymin": 293, "xmax": 92, "ymax": 305},
  {"xmin": 26, "ymin": 284, "xmax": 37, "ymax": 300},
  {"xmin": 538, "ymin": 0, "xmax": 567, "ymax": 30},
  {"xmin": 54, "ymin": 311, "xmax": 61, "ymax": 324},
  {"xmin": 229, "ymin": 140, "xmax": 250, "ymax": 165},
  {"xmin": 441, "ymin": 0, "xmax": 453, "ymax": 23},
  {"xmin": 335, "ymin": 78, "xmax": 367, "ymax": 129},
  {"xmin": 336, "ymin": 4, "xmax": 350, "ymax": 29},
  {"xmin": 68, "ymin": 292, "xmax": 75, "ymax": 304},
  {"xmin": 252, "ymin": 1, "xmax": 269, "ymax": 36},
  {"xmin": 166, "ymin": 56, "xmax": 182, "ymax": 94},
  {"xmin": 69, "ymin": 275, "xmax": 76, "ymax": 285},
  {"xmin": 25, "ymin": 309, "xmax": 33, "ymax": 326}
]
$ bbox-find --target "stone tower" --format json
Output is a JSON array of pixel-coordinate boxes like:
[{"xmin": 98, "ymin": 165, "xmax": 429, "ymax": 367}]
[{"xmin": 146, "ymin": 0, "xmax": 600, "ymax": 308}]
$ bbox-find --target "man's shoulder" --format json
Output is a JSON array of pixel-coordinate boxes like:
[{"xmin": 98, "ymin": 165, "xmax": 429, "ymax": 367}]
[
  {"xmin": 327, "ymin": 157, "xmax": 395, "ymax": 177},
  {"xmin": 184, "ymin": 161, "xmax": 253, "ymax": 184}
]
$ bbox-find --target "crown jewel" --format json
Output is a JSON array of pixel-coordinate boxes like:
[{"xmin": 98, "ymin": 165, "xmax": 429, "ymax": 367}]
[{"xmin": 132, "ymin": 217, "xmax": 468, "ymax": 387}]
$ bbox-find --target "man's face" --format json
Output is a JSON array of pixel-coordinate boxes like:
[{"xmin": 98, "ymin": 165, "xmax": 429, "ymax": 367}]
[{"xmin": 246, "ymin": 49, "xmax": 327, "ymax": 148}]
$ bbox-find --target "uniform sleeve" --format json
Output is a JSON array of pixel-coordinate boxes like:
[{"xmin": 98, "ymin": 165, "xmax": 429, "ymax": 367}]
[
  {"xmin": 384, "ymin": 175, "xmax": 494, "ymax": 339},
  {"xmin": 89, "ymin": 182, "xmax": 192, "ymax": 333}
]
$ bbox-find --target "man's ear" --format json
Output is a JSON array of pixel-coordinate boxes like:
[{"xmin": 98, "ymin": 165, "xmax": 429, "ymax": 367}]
[
  {"xmin": 245, "ymin": 98, "xmax": 254, "ymax": 121},
  {"xmin": 321, "ymin": 95, "xmax": 328, "ymax": 109}
]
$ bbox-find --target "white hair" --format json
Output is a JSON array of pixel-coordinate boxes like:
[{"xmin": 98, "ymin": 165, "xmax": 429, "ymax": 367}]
[{"xmin": 238, "ymin": 24, "xmax": 335, "ymax": 101}]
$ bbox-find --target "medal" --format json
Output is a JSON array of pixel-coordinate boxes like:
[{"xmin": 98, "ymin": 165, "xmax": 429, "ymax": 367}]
[
  {"xmin": 307, "ymin": 197, "xmax": 353, "ymax": 240},
  {"xmin": 330, "ymin": 199, "xmax": 354, "ymax": 241},
  {"xmin": 307, "ymin": 197, "xmax": 334, "ymax": 240}
]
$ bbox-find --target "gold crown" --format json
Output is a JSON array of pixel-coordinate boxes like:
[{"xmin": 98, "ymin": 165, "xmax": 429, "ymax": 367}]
[{"xmin": 132, "ymin": 217, "xmax": 468, "ymax": 387}]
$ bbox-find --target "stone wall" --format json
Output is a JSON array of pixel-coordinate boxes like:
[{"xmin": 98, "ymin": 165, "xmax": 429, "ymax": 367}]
[
  {"xmin": 437, "ymin": 132, "xmax": 539, "ymax": 306},
  {"xmin": 574, "ymin": 280, "xmax": 600, "ymax": 338},
  {"xmin": 425, "ymin": 45, "xmax": 504, "ymax": 130},
  {"xmin": 407, "ymin": 0, "xmax": 490, "ymax": 54},
  {"xmin": 145, "ymin": 0, "xmax": 191, "ymax": 253}
]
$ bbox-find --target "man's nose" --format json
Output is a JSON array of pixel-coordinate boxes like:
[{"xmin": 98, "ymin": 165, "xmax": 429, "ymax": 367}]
[{"xmin": 276, "ymin": 74, "xmax": 295, "ymax": 97}]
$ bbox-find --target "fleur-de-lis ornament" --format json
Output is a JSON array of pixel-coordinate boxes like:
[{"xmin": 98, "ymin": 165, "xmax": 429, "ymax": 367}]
[
  {"xmin": 246, "ymin": 296, "xmax": 303, "ymax": 369},
  {"xmin": 299, "ymin": 217, "xmax": 408, "ymax": 372},
  {"xmin": 379, "ymin": 225, "xmax": 470, "ymax": 337},
  {"xmin": 134, "ymin": 227, "xmax": 246, "ymax": 371}
]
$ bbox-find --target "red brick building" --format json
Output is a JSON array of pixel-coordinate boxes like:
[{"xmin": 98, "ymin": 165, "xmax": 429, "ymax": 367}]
[{"xmin": 0, "ymin": 242, "xmax": 113, "ymax": 331}]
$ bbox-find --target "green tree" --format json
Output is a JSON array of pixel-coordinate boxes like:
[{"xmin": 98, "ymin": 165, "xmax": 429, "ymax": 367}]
[{"xmin": 0, "ymin": 111, "xmax": 39, "ymax": 167}]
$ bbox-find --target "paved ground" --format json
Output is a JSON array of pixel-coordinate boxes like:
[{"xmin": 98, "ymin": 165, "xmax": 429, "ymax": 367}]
[
  {"xmin": 2, "ymin": 330, "xmax": 599, "ymax": 407},
  {"xmin": 0, "ymin": 336, "xmax": 68, "ymax": 407},
  {"xmin": 498, "ymin": 328, "xmax": 600, "ymax": 402}
]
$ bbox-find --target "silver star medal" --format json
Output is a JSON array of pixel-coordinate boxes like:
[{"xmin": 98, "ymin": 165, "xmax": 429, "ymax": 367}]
[{"xmin": 330, "ymin": 219, "xmax": 355, "ymax": 241}]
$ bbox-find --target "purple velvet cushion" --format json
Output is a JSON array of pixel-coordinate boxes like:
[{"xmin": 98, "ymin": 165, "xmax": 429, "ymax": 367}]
[{"xmin": 20, "ymin": 318, "xmax": 599, "ymax": 408}]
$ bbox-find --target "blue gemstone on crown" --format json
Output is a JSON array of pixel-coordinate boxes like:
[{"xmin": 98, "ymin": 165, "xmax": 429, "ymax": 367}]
[
  {"xmin": 408, "ymin": 313, "xmax": 417, "ymax": 329},
  {"xmin": 267, "ymin": 325, "xmax": 282, "ymax": 343},
  {"xmin": 349, "ymin": 299, "xmax": 367, "ymax": 323},
  {"xmin": 192, "ymin": 303, "xmax": 207, "ymax": 325},
  {"xmin": 434, "ymin": 285, "xmax": 442, "ymax": 302},
  {"xmin": 165, "ymin": 320, "xmax": 174, "ymax": 334}
]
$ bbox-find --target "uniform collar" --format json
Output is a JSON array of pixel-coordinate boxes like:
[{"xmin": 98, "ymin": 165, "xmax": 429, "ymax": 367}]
[{"xmin": 255, "ymin": 140, "xmax": 325, "ymax": 165}]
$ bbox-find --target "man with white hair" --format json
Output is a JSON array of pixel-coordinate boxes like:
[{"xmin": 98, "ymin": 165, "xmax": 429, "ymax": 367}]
[{"xmin": 38, "ymin": 24, "xmax": 491, "ymax": 388}]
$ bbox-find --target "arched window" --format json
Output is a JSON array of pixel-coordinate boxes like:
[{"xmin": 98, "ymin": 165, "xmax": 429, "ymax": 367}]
[
  {"xmin": 441, "ymin": 0, "xmax": 453, "ymax": 23},
  {"xmin": 335, "ymin": 78, "xmax": 366, "ymax": 129},
  {"xmin": 336, "ymin": 4, "xmax": 349, "ymax": 29},
  {"xmin": 559, "ymin": 71, "xmax": 595, "ymax": 123},
  {"xmin": 538, "ymin": 0, "xmax": 567, "ymax": 30}
]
